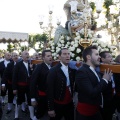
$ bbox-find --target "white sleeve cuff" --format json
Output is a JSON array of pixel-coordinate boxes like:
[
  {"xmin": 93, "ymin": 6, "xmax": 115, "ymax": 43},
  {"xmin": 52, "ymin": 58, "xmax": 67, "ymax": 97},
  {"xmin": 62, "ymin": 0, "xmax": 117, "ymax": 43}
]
[
  {"xmin": 2, "ymin": 84, "xmax": 5, "ymax": 87},
  {"xmin": 102, "ymin": 78, "xmax": 108, "ymax": 84},
  {"xmin": 31, "ymin": 98, "xmax": 36, "ymax": 102}
]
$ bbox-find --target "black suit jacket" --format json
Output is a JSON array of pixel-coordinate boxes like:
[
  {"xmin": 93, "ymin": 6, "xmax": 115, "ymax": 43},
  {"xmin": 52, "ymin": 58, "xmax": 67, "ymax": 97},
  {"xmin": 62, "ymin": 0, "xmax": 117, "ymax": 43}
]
[
  {"xmin": 30, "ymin": 62, "xmax": 50, "ymax": 98},
  {"xmin": 12, "ymin": 60, "xmax": 32, "ymax": 90},
  {"xmin": 1, "ymin": 61, "xmax": 15, "ymax": 85},
  {"xmin": 75, "ymin": 64, "xmax": 108, "ymax": 105},
  {"xmin": 0, "ymin": 61, "xmax": 6, "ymax": 79},
  {"xmin": 113, "ymin": 73, "xmax": 120, "ymax": 95},
  {"xmin": 46, "ymin": 62, "xmax": 76, "ymax": 111}
]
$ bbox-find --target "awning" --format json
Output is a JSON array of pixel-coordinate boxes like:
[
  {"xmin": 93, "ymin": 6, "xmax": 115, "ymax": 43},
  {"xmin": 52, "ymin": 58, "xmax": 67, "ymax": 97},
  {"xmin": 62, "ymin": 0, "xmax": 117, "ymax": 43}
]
[{"xmin": 0, "ymin": 31, "xmax": 29, "ymax": 43}]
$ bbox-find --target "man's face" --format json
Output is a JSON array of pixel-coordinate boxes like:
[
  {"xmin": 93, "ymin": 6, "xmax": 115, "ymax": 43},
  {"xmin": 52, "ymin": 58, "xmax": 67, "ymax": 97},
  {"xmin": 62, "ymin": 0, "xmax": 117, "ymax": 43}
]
[
  {"xmin": 33, "ymin": 53, "xmax": 39, "ymax": 60},
  {"xmin": 101, "ymin": 53, "xmax": 113, "ymax": 64},
  {"xmin": 43, "ymin": 52, "xmax": 52, "ymax": 65},
  {"xmin": 59, "ymin": 49, "xmax": 70, "ymax": 65},
  {"xmin": 22, "ymin": 51, "xmax": 29, "ymax": 61},
  {"xmin": 12, "ymin": 53, "xmax": 18, "ymax": 62},
  {"xmin": 90, "ymin": 49, "xmax": 101, "ymax": 67},
  {"xmin": 4, "ymin": 53, "xmax": 11, "ymax": 60}
]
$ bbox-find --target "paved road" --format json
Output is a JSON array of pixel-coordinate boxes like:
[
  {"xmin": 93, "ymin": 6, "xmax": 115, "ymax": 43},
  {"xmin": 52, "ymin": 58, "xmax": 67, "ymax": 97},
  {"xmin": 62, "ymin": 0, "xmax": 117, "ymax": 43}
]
[
  {"xmin": 1, "ymin": 103, "xmax": 117, "ymax": 120},
  {"xmin": 1, "ymin": 101, "xmax": 49, "ymax": 120},
  {"xmin": 0, "ymin": 93, "xmax": 117, "ymax": 120}
]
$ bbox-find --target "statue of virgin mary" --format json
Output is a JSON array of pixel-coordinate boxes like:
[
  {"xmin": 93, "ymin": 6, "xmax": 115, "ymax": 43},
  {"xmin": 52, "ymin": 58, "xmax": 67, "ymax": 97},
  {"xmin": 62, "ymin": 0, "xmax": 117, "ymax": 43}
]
[{"xmin": 54, "ymin": 0, "xmax": 92, "ymax": 44}]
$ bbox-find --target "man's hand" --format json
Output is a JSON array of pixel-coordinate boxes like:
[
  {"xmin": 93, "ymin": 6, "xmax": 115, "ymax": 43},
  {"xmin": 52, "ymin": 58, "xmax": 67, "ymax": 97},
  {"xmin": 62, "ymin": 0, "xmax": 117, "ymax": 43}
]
[
  {"xmin": 103, "ymin": 68, "xmax": 112, "ymax": 81},
  {"xmin": 13, "ymin": 90, "xmax": 17, "ymax": 95},
  {"xmin": 31, "ymin": 101, "xmax": 37, "ymax": 107},
  {"xmin": 48, "ymin": 110, "xmax": 56, "ymax": 117}
]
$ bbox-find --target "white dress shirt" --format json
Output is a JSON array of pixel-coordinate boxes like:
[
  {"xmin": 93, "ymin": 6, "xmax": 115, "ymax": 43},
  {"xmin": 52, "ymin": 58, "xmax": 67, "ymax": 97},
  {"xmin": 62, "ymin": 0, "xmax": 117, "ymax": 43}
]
[
  {"xmin": 60, "ymin": 62, "xmax": 70, "ymax": 87},
  {"xmin": 45, "ymin": 63, "xmax": 51, "ymax": 69},
  {"xmin": 4, "ymin": 60, "xmax": 10, "ymax": 67},
  {"xmin": 23, "ymin": 61, "xmax": 29, "ymax": 76},
  {"xmin": 90, "ymin": 66, "xmax": 108, "ymax": 84}
]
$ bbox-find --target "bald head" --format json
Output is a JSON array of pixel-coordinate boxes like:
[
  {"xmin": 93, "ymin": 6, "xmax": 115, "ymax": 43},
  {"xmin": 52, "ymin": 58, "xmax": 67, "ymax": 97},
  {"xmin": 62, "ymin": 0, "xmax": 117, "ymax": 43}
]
[
  {"xmin": 32, "ymin": 52, "xmax": 39, "ymax": 60},
  {"xmin": 21, "ymin": 51, "xmax": 29, "ymax": 62},
  {"xmin": 4, "ymin": 52, "xmax": 11, "ymax": 61},
  {"xmin": 11, "ymin": 52, "xmax": 19, "ymax": 62}
]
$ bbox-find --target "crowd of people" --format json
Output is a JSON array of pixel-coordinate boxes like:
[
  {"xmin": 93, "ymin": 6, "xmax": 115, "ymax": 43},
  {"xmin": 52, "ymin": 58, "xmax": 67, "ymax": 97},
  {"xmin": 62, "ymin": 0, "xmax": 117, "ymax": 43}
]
[{"xmin": 0, "ymin": 45, "xmax": 120, "ymax": 120}]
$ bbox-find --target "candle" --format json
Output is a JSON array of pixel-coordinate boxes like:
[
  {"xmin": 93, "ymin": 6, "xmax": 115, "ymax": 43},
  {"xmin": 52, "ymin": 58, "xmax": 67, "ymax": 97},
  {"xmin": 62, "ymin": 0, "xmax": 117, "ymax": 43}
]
[
  {"xmin": 95, "ymin": 0, "xmax": 103, "ymax": 12},
  {"xmin": 109, "ymin": 5, "xmax": 116, "ymax": 14}
]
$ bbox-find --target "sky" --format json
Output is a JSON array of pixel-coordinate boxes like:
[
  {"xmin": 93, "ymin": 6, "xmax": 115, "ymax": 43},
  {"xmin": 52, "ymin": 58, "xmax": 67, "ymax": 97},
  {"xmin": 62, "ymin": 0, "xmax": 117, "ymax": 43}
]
[{"xmin": 0, "ymin": 0, "xmax": 67, "ymax": 34}]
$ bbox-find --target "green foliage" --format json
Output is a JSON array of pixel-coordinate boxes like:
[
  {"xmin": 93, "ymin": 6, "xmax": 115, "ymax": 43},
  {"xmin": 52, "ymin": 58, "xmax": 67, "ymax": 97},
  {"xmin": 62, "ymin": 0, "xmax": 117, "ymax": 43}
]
[
  {"xmin": 90, "ymin": 2, "xmax": 96, "ymax": 12},
  {"xmin": 20, "ymin": 46, "xmax": 28, "ymax": 52},
  {"xmin": 7, "ymin": 43, "xmax": 14, "ymax": 52},
  {"xmin": 29, "ymin": 33, "xmax": 48, "ymax": 42},
  {"xmin": 103, "ymin": 0, "xmax": 113, "ymax": 17},
  {"xmin": 28, "ymin": 33, "xmax": 48, "ymax": 52}
]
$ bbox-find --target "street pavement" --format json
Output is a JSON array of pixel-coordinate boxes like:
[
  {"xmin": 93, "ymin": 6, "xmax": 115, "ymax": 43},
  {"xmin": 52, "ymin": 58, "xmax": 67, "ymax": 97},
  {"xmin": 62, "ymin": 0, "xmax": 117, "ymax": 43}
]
[
  {"xmin": 1, "ymin": 103, "xmax": 117, "ymax": 120},
  {"xmin": 0, "ymin": 93, "xmax": 117, "ymax": 120},
  {"xmin": 1, "ymin": 98, "xmax": 49, "ymax": 120}
]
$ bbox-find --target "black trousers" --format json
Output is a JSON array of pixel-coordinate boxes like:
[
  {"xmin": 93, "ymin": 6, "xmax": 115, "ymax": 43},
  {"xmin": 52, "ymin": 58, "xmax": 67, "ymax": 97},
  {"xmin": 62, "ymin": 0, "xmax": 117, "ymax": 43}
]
[
  {"xmin": 115, "ymin": 95, "xmax": 120, "ymax": 113},
  {"xmin": 50, "ymin": 101, "xmax": 74, "ymax": 120},
  {"xmin": 35, "ymin": 95, "xmax": 47, "ymax": 119},
  {"xmin": 0, "ymin": 102, "xmax": 2, "ymax": 120},
  {"xmin": 76, "ymin": 110, "xmax": 103, "ymax": 120},
  {"xmin": 7, "ymin": 83, "xmax": 14, "ymax": 103},
  {"xmin": 100, "ymin": 97, "xmax": 116, "ymax": 120},
  {"xmin": 17, "ymin": 85, "xmax": 30, "ymax": 105}
]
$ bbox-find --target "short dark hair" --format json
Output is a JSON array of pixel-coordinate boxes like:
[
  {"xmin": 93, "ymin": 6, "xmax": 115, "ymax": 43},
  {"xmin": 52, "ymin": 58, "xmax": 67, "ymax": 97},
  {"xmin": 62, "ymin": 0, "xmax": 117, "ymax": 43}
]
[
  {"xmin": 58, "ymin": 48, "xmax": 68, "ymax": 56},
  {"xmin": 82, "ymin": 45, "xmax": 98, "ymax": 62},
  {"xmin": 99, "ymin": 51, "xmax": 110, "ymax": 58},
  {"xmin": 114, "ymin": 54, "xmax": 120, "ymax": 63},
  {"xmin": 42, "ymin": 50, "xmax": 51, "ymax": 58}
]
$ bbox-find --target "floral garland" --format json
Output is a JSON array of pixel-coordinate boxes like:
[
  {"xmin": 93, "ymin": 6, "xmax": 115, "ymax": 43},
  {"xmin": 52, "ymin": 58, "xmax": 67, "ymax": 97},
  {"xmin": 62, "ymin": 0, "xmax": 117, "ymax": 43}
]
[
  {"xmin": 92, "ymin": 38, "xmax": 116, "ymax": 58},
  {"xmin": 47, "ymin": 29, "xmax": 116, "ymax": 61}
]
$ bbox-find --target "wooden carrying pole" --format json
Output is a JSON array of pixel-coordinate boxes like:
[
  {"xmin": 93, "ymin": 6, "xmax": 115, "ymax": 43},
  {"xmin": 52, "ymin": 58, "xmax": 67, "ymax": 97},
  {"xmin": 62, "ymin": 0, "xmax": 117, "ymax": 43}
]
[{"xmin": 31, "ymin": 60, "xmax": 120, "ymax": 73}]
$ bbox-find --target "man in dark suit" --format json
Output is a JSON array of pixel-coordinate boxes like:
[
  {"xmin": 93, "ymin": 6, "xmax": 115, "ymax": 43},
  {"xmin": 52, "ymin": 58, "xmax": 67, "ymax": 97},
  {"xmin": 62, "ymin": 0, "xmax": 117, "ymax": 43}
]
[
  {"xmin": 75, "ymin": 45, "xmax": 112, "ymax": 120},
  {"xmin": 1, "ymin": 52, "xmax": 19, "ymax": 114},
  {"xmin": 30, "ymin": 50, "xmax": 52, "ymax": 119},
  {"xmin": 0, "ymin": 52, "xmax": 11, "ymax": 105},
  {"xmin": 99, "ymin": 51, "xmax": 116, "ymax": 120},
  {"xmin": 12, "ymin": 50, "xmax": 35, "ymax": 120},
  {"xmin": 47, "ymin": 48, "xmax": 76, "ymax": 120},
  {"xmin": 114, "ymin": 55, "xmax": 120, "ymax": 120}
]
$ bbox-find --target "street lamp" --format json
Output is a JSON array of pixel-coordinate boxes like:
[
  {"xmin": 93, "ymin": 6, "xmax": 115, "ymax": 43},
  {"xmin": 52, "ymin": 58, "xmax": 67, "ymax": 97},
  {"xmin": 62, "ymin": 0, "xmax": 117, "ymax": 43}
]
[{"xmin": 39, "ymin": 5, "xmax": 61, "ymax": 42}]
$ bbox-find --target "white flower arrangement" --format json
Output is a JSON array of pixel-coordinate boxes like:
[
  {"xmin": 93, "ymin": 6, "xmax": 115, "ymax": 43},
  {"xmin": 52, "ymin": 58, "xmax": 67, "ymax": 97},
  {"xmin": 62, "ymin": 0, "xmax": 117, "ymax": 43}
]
[
  {"xmin": 47, "ymin": 30, "xmax": 116, "ymax": 60},
  {"xmin": 47, "ymin": 35, "xmax": 83, "ymax": 60},
  {"xmin": 92, "ymin": 38, "xmax": 116, "ymax": 58}
]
